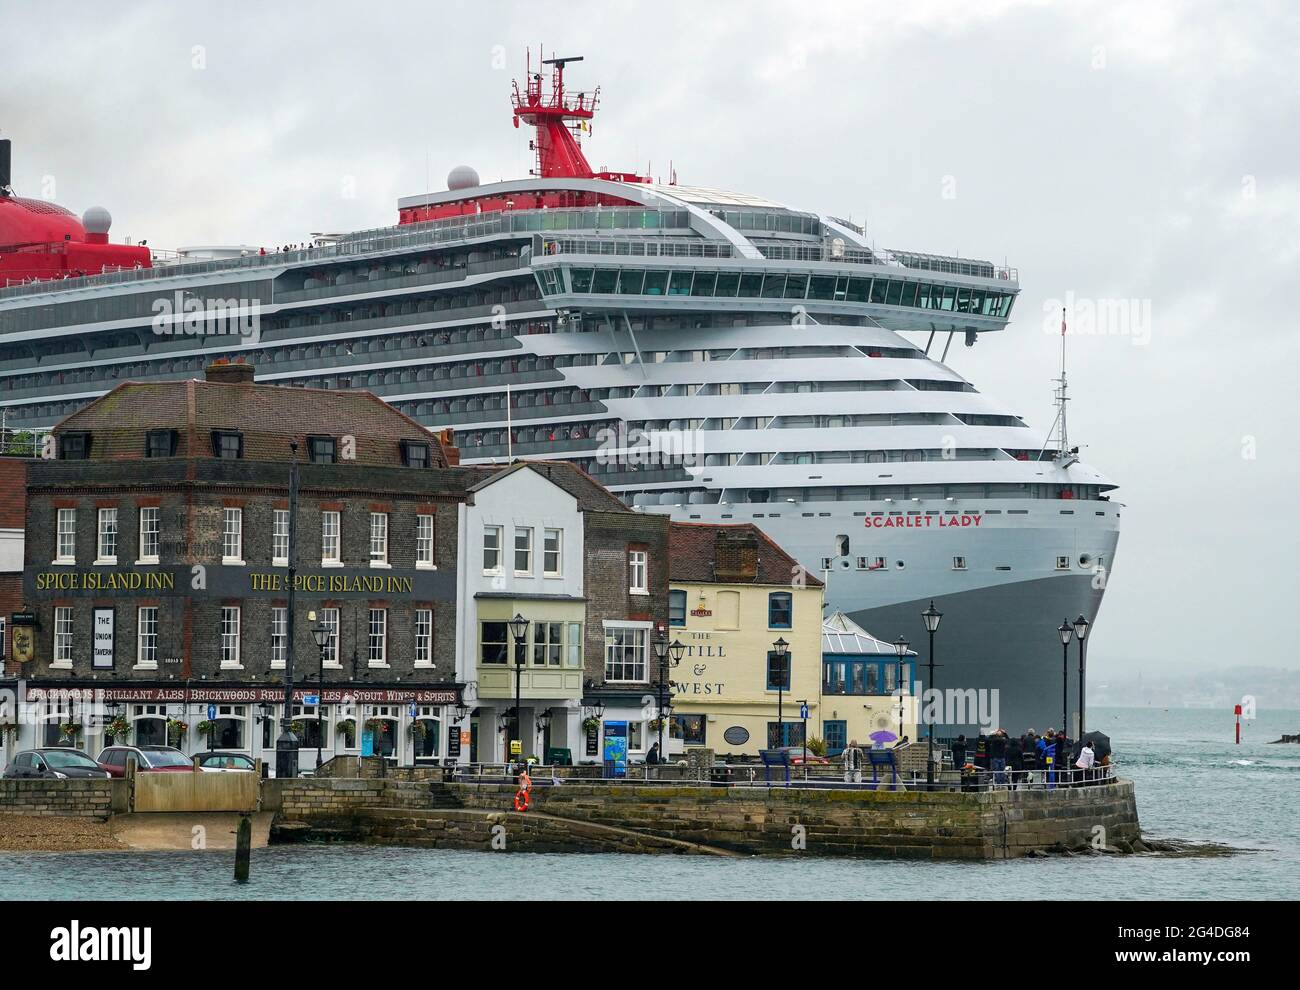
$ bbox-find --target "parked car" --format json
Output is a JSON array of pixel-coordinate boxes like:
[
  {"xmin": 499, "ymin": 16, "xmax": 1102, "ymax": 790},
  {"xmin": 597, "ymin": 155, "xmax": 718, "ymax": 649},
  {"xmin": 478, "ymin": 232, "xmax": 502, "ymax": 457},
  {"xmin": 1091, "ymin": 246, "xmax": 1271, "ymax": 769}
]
[
  {"xmin": 3, "ymin": 748, "xmax": 111, "ymax": 779},
  {"xmin": 770, "ymin": 745, "xmax": 831, "ymax": 766},
  {"xmin": 96, "ymin": 745, "xmax": 194, "ymax": 777},
  {"xmin": 195, "ymin": 753, "xmax": 257, "ymax": 773}
]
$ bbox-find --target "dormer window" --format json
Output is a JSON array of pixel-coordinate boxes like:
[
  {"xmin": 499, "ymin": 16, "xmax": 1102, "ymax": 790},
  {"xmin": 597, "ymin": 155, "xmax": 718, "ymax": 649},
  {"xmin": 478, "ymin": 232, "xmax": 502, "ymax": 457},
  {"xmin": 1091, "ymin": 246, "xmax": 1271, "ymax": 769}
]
[
  {"xmin": 146, "ymin": 429, "xmax": 178, "ymax": 458},
  {"xmin": 212, "ymin": 430, "xmax": 243, "ymax": 459},
  {"xmin": 307, "ymin": 436, "xmax": 337, "ymax": 464},
  {"xmin": 401, "ymin": 440, "xmax": 431, "ymax": 468},
  {"xmin": 59, "ymin": 432, "xmax": 90, "ymax": 460}
]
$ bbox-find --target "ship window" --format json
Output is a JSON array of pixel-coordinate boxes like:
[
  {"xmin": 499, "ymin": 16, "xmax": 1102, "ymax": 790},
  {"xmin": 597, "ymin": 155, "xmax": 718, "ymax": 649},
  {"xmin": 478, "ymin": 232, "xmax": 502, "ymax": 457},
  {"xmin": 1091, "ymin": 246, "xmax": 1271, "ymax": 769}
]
[
  {"xmin": 738, "ymin": 272, "xmax": 763, "ymax": 297},
  {"xmin": 617, "ymin": 269, "xmax": 644, "ymax": 294},
  {"xmin": 856, "ymin": 556, "xmax": 868, "ymax": 570},
  {"xmin": 870, "ymin": 279, "xmax": 888, "ymax": 304},
  {"xmin": 953, "ymin": 556, "xmax": 967, "ymax": 570},
  {"xmin": 641, "ymin": 270, "xmax": 667, "ymax": 295},
  {"xmin": 1056, "ymin": 556, "xmax": 1071, "ymax": 570},
  {"xmin": 885, "ymin": 280, "xmax": 904, "ymax": 306},
  {"xmin": 760, "ymin": 274, "xmax": 786, "ymax": 298},
  {"xmin": 939, "ymin": 285, "xmax": 957, "ymax": 311},
  {"xmin": 899, "ymin": 281, "xmax": 919, "ymax": 307},
  {"xmin": 691, "ymin": 271, "xmax": 717, "ymax": 297},
  {"xmin": 592, "ymin": 269, "xmax": 618, "ymax": 293},
  {"xmin": 714, "ymin": 272, "xmax": 740, "ymax": 296},
  {"xmin": 783, "ymin": 274, "xmax": 808, "ymax": 299},
  {"xmin": 569, "ymin": 268, "xmax": 593, "ymax": 292},
  {"xmin": 808, "ymin": 275, "xmax": 836, "ymax": 300},
  {"xmin": 668, "ymin": 271, "xmax": 693, "ymax": 295}
]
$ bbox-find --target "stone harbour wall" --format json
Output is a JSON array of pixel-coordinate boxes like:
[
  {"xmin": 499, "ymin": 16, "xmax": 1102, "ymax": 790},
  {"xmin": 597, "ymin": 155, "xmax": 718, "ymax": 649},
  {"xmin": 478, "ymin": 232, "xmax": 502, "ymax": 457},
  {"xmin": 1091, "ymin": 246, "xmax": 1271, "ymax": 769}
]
[
  {"xmin": 0, "ymin": 779, "xmax": 120, "ymax": 820},
  {"xmin": 447, "ymin": 780, "xmax": 1141, "ymax": 859}
]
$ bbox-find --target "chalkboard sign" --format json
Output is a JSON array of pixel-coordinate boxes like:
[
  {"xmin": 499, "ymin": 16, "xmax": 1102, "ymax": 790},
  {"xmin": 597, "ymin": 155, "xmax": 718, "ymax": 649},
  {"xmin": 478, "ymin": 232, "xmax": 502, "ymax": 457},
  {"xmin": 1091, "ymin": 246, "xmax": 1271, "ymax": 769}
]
[
  {"xmin": 447, "ymin": 730, "xmax": 462, "ymax": 759},
  {"xmin": 585, "ymin": 723, "xmax": 599, "ymax": 757},
  {"xmin": 723, "ymin": 726, "xmax": 750, "ymax": 746}
]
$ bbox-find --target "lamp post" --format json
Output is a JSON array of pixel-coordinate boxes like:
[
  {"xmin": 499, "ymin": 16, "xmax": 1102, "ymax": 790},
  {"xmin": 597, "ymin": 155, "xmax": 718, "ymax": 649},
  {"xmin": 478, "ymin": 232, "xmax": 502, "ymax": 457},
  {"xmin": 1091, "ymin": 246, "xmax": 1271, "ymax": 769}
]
[
  {"xmin": 276, "ymin": 442, "xmax": 302, "ymax": 780},
  {"xmin": 892, "ymin": 636, "xmax": 909, "ymax": 741},
  {"xmin": 311, "ymin": 621, "xmax": 330, "ymax": 770},
  {"xmin": 1057, "ymin": 619, "xmax": 1072, "ymax": 738},
  {"xmin": 507, "ymin": 613, "xmax": 529, "ymax": 766},
  {"xmin": 1073, "ymin": 614, "xmax": 1091, "ymax": 737},
  {"xmin": 771, "ymin": 637, "xmax": 790, "ymax": 748},
  {"xmin": 921, "ymin": 601, "xmax": 943, "ymax": 788},
  {"xmin": 535, "ymin": 708, "xmax": 552, "ymax": 763},
  {"xmin": 652, "ymin": 635, "xmax": 684, "ymax": 761}
]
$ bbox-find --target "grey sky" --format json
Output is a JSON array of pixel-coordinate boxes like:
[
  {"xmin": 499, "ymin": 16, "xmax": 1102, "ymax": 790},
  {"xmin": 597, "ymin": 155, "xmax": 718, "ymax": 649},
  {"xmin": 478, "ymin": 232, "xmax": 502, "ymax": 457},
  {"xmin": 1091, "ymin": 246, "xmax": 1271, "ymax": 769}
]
[{"xmin": 3, "ymin": 0, "xmax": 1297, "ymax": 681}]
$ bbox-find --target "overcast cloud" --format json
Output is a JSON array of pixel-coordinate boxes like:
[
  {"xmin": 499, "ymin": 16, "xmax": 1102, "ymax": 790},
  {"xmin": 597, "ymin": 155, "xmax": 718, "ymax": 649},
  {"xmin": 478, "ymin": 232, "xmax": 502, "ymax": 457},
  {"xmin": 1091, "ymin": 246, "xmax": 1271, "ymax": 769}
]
[{"xmin": 3, "ymin": 0, "xmax": 1297, "ymax": 681}]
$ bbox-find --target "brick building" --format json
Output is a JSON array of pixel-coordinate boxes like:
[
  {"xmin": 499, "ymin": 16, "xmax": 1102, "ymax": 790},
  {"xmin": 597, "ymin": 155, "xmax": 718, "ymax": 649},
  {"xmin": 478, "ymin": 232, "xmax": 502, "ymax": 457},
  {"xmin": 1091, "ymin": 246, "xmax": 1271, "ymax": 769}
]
[{"xmin": 17, "ymin": 360, "xmax": 478, "ymax": 765}]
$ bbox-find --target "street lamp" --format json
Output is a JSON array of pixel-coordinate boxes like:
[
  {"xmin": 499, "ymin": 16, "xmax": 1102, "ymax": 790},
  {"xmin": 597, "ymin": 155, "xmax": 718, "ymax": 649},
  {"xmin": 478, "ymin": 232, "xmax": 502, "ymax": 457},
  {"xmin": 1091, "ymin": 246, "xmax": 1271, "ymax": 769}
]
[
  {"xmin": 507, "ymin": 613, "xmax": 529, "ymax": 765},
  {"xmin": 311, "ymin": 621, "xmax": 330, "ymax": 770},
  {"xmin": 651, "ymin": 635, "xmax": 684, "ymax": 762},
  {"xmin": 1058, "ymin": 619, "xmax": 1073, "ymax": 738},
  {"xmin": 1073, "ymin": 614, "xmax": 1091, "ymax": 738},
  {"xmin": 535, "ymin": 708, "xmax": 552, "ymax": 762},
  {"xmin": 921, "ymin": 601, "xmax": 943, "ymax": 788},
  {"xmin": 892, "ymin": 636, "xmax": 909, "ymax": 741},
  {"xmin": 771, "ymin": 637, "xmax": 790, "ymax": 748}
]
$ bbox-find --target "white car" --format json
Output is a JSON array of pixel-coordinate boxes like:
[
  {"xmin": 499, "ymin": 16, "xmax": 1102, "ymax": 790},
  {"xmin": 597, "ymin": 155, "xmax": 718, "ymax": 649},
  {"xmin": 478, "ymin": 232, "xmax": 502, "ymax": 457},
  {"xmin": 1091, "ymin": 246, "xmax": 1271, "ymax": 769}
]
[{"xmin": 195, "ymin": 753, "xmax": 258, "ymax": 773}]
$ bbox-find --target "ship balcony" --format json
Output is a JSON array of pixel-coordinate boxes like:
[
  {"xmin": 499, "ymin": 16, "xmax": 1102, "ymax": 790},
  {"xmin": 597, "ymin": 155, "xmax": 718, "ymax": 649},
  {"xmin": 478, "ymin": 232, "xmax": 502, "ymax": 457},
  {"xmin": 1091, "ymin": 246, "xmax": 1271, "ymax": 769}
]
[{"xmin": 274, "ymin": 255, "xmax": 527, "ymax": 304}]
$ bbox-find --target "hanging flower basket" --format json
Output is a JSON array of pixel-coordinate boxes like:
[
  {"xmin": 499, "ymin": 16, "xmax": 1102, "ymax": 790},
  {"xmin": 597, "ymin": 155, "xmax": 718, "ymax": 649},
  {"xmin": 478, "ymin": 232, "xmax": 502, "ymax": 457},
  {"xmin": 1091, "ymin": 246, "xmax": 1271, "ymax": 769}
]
[
  {"xmin": 166, "ymin": 718, "xmax": 189, "ymax": 746},
  {"xmin": 104, "ymin": 715, "xmax": 131, "ymax": 741},
  {"xmin": 0, "ymin": 722, "xmax": 18, "ymax": 741},
  {"xmin": 59, "ymin": 722, "xmax": 83, "ymax": 742},
  {"xmin": 648, "ymin": 717, "xmax": 667, "ymax": 732},
  {"xmin": 581, "ymin": 716, "xmax": 601, "ymax": 733},
  {"xmin": 196, "ymin": 720, "xmax": 216, "ymax": 738},
  {"xmin": 337, "ymin": 719, "xmax": 356, "ymax": 746},
  {"xmin": 409, "ymin": 720, "xmax": 427, "ymax": 740},
  {"xmin": 289, "ymin": 720, "xmax": 306, "ymax": 738},
  {"xmin": 364, "ymin": 719, "xmax": 389, "ymax": 736}
]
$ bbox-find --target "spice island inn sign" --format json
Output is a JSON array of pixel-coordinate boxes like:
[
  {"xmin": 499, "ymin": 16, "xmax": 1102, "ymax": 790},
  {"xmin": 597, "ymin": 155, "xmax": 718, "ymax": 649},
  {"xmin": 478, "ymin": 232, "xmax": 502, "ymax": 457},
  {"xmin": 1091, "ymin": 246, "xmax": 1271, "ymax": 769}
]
[{"xmin": 25, "ymin": 565, "xmax": 455, "ymax": 601}]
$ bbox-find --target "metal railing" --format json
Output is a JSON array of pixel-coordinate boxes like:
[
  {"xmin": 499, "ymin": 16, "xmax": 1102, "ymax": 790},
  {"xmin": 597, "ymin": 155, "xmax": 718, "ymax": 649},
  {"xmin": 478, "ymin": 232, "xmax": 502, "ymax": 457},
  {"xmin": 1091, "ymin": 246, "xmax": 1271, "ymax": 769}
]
[
  {"xmin": 0, "ymin": 208, "xmax": 693, "ymax": 303},
  {"xmin": 441, "ymin": 759, "xmax": 1118, "ymax": 792}
]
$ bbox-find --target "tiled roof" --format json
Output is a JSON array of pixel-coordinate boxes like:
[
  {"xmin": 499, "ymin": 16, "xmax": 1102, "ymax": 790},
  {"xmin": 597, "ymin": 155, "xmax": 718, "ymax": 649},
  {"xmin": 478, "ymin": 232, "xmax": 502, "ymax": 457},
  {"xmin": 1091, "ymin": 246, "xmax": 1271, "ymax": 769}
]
[
  {"xmin": 467, "ymin": 459, "xmax": 633, "ymax": 514},
  {"xmin": 668, "ymin": 521, "xmax": 823, "ymax": 587},
  {"xmin": 52, "ymin": 372, "xmax": 454, "ymax": 468}
]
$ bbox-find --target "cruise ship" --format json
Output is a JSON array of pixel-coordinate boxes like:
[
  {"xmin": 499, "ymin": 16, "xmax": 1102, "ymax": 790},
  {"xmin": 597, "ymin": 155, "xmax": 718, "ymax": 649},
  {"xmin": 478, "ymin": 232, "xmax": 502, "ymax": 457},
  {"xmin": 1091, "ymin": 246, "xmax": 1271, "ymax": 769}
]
[{"xmin": 0, "ymin": 54, "xmax": 1119, "ymax": 732}]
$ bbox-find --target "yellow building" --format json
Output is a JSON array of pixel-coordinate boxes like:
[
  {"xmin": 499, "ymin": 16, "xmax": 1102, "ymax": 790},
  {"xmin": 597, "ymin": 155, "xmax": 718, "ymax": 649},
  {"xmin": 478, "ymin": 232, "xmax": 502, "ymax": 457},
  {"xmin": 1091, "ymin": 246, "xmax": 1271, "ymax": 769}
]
[{"xmin": 667, "ymin": 523, "xmax": 824, "ymax": 757}]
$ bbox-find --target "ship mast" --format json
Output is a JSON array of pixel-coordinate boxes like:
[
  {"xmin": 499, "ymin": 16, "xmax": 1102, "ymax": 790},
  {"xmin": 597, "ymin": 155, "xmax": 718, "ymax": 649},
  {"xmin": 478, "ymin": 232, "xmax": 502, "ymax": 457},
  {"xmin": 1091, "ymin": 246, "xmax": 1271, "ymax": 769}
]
[{"xmin": 1037, "ymin": 307, "xmax": 1077, "ymax": 464}]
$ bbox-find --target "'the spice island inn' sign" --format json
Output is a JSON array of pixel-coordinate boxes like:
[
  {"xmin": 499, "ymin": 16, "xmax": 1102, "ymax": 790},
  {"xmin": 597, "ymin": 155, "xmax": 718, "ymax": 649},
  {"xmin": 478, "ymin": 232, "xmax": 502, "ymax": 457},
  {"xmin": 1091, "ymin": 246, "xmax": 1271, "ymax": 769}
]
[{"xmin": 25, "ymin": 565, "xmax": 454, "ymax": 601}]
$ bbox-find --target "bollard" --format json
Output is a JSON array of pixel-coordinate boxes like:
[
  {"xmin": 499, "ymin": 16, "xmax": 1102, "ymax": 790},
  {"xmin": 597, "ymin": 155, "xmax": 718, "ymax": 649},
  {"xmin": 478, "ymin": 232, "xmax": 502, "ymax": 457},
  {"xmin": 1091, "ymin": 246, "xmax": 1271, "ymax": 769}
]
[{"xmin": 234, "ymin": 813, "xmax": 252, "ymax": 883}]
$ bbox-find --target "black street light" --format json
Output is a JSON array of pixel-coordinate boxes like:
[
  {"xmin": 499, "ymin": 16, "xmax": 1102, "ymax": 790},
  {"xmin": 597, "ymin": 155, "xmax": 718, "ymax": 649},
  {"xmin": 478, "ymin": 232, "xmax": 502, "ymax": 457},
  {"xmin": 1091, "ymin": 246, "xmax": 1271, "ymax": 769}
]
[
  {"xmin": 311, "ymin": 621, "xmax": 330, "ymax": 770},
  {"xmin": 1073, "ymin": 614, "xmax": 1091, "ymax": 737},
  {"xmin": 535, "ymin": 708, "xmax": 553, "ymax": 762},
  {"xmin": 652, "ymin": 635, "xmax": 684, "ymax": 761},
  {"xmin": 771, "ymin": 637, "xmax": 790, "ymax": 749},
  {"xmin": 1057, "ymin": 619, "xmax": 1073, "ymax": 738},
  {"xmin": 892, "ymin": 636, "xmax": 909, "ymax": 741},
  {"xmin": 921, "ymin": 601, "xmax": 943, "ymax": 788},
  {"xmin": 507, "ymin": 613, "xmax": 529, "ymax": 765},
  {"xmin": 276, "ymin": 442, "xmax": 302, "ymax": 780}
]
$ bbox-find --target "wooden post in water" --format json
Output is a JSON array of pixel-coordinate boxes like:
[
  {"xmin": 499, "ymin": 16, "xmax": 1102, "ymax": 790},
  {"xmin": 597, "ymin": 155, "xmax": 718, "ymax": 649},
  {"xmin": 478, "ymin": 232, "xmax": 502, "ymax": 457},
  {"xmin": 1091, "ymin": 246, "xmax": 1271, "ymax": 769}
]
[{"xmin": 234, "ymin": 813, "xmax": 252, "ymax": 883}]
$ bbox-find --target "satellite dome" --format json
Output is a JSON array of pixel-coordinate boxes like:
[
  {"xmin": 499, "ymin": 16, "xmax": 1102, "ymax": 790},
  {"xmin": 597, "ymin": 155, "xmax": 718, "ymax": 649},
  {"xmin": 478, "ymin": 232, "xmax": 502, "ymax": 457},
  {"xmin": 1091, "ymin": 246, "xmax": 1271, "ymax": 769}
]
[
  {"xmin": 82, "ymin": 206, "xmax": 112, "ymax": 235},
  {"xmin": 447, "ymin": 165, "xmax": 480, "ymax": 191}
]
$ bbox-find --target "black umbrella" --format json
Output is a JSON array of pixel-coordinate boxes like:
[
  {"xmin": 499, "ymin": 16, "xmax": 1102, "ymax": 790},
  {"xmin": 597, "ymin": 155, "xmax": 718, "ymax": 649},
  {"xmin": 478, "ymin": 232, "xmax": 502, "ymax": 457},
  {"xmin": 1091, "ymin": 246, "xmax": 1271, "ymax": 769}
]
[{"xmin": 1080, "ymin": 730, "xmax": 1111, "ymax": 759}]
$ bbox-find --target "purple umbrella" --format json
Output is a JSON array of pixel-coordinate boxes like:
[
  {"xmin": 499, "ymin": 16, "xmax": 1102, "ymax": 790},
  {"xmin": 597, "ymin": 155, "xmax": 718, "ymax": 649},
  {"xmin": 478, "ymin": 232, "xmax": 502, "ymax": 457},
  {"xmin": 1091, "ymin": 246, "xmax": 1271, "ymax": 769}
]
[{"xmin": 869, "ymin": 729, "xmax": 898, "ymax": 746}]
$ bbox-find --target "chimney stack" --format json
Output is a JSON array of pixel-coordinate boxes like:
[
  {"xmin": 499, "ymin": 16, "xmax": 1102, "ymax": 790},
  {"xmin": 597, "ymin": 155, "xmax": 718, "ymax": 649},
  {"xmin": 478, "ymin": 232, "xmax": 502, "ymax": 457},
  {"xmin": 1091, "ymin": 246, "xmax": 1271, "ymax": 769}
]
[
  {"xmin": 205, "ymin": 359, "xmax": 255, "ymax": 385},
  {"xmin": 713, "ymin": 527, "xmax": 760, "ymax": 582}
]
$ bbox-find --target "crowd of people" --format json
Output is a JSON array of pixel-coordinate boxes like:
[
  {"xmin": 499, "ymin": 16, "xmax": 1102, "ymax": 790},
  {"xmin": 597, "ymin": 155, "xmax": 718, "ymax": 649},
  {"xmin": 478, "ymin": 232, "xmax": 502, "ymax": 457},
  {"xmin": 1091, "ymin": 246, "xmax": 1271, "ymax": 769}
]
[{"xmin": 948, "ymin": 728, "xmax": 1111, "ymax": 787}]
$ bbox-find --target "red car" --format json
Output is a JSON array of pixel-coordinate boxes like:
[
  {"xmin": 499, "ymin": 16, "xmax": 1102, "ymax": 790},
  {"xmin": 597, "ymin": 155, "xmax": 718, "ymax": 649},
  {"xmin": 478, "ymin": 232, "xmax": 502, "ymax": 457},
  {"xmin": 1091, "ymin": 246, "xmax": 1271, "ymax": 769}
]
[{"xmin": 97, "ymin": 745, "xmax": 195, "ymax": 776}]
